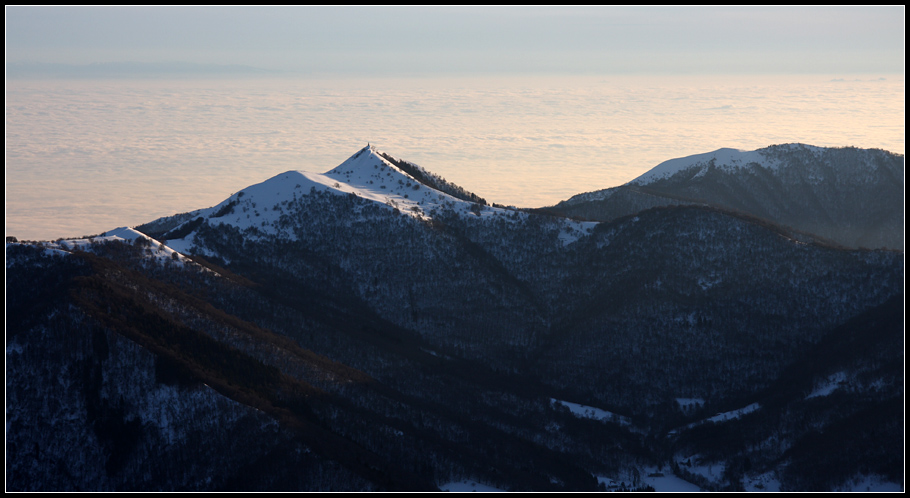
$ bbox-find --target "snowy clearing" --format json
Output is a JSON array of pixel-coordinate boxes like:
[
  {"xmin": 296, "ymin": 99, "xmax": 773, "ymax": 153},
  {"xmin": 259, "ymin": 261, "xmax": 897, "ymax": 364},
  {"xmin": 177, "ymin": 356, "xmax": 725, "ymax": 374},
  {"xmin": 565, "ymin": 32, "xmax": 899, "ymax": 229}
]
[
  {"xmin": 680, "ymin": 402, "xmax": 761, "ymax": 431},
  {"xmin": 550, "ymin": 398, "xmax": 634, "ymax": 427},
  {"xmin": 675, "ymin": 397, "xmax": 705, "ymax": 412},
  {"xmin": 806, "ymin": 371, "xmax": 848, "ymax": 399}
]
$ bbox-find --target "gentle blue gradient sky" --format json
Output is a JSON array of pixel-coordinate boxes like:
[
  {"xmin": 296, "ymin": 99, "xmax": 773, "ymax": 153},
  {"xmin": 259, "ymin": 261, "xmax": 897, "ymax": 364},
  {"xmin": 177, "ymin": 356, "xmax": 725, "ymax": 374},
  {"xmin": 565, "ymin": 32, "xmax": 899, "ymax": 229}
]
[{"xmin": 6, "ymin": 6, "xmax": 905, "ymax": 75}]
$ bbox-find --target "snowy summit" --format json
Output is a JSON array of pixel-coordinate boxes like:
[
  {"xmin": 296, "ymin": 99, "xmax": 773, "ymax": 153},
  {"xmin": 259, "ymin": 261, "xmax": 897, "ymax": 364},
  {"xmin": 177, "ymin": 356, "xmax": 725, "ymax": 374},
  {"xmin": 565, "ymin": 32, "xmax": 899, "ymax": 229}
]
[{"xmin": 160, "ymin": 144, "xmax": 596, "ymax": 251}]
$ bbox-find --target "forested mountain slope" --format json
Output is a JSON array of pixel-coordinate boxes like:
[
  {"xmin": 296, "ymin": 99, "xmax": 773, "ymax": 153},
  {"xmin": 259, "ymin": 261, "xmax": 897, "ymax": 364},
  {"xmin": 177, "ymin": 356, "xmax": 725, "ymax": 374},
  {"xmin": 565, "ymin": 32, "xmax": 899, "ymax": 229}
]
[{"xmin": 7, "ymin": 145, "xmax": 903, "ymax": 491}]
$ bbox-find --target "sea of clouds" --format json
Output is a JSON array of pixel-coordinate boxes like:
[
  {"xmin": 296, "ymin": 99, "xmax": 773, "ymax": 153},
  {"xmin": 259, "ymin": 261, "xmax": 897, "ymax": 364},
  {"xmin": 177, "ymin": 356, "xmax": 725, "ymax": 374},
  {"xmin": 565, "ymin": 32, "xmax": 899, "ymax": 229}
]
[{"xmin": 6, "ymin": 74, "xmax": 904, "ymax": 241}]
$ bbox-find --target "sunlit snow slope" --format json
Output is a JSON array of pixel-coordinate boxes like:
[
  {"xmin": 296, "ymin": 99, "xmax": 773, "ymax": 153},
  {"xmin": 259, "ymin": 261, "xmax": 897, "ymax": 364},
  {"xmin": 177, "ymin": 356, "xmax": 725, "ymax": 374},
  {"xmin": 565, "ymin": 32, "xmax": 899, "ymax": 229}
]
[{"xmin": 157, "ymin": 145, "xmax": 595, "ymax": 249}]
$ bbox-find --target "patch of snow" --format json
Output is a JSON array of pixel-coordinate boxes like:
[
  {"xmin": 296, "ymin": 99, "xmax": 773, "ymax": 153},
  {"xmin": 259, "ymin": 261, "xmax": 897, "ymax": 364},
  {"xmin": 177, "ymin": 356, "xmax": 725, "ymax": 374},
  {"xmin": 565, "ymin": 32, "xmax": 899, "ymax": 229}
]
[
  {"xmin": 677, "ymin": 454, "xmax": 726, "ymax": 484},
  {"xmin": 743, "ymin": 471, "xmax": 781, "ymax": 492},
  {"xmin": 550, "ymin": 398, "xmax": 634, "ymax": 428},
  {"xmin": 599, "ymin": 466, "xmax": 703, "ymax": 492},
  {"xmin": 556, "ymin": 221, "xmax": 599, "ymax": 246},
  {"xmin": 836, "ymin": 474, "xmax": 903, "ymax": 492},
  {"xmin": 640, "ymin": 466, "xmax": 704, "ymax": 492},
  {"xmin": 102, "ymin": 226, "xmax": 147, "ymax": 242},
  {"xmin": 162, "ymin": 233, "xmax": 196, "ymax": 255},
  {"xmin": 678, "ymin": 402, "xmax": 761, "ymax": 431},
  {"xmin": 675, "ymin": 398, "xmax": 705, "ymax": 412},
  {"xmin": 806, "ymin": 371, "xmax": 848, "ymax": 399},
  {"xmin": 642, "ymin": 472, "xmax": 702, "ymax": 492},
  {"xmin": 41, "ymin": 246, "xmax": 71, "ymax": 258},
  {"xmin": 40, "ymin": 227, "xmax": 193, "ymax": 268},
  {"xmin": 704, "ymin": 402, "xmax": 760, "ymax": 424},
  {"xmin": 103, "ymin": 227, "xmax": 189, "ymax": 266}
]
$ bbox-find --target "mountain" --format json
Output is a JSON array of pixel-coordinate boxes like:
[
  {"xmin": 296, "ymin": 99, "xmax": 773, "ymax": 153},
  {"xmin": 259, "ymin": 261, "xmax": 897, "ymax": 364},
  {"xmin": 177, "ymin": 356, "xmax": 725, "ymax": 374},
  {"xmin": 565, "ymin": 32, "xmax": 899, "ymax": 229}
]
[
  {"xmin": 547, "ymin": 144, "xmax": 904, "ymax": 250},
  {"xmin": 140, "ymin": 145, "xmax": 498, "ymax": 243},
  {"xmin": 6, "ymin": 145, "xmax": 904, "ymax": 491}
]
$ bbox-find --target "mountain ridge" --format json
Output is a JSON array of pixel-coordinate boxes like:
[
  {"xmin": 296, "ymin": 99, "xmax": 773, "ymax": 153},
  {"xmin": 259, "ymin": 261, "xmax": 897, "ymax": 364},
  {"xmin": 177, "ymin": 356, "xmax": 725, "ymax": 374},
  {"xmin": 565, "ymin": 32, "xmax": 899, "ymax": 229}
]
[
  {"xmin": 7, "ymin": 143, "xmax": 904, "ymax": 492},
  {"xmin": 146, "ymin": 145, "xmax": 510, "ymax": 239},
  {"xmin": 548, "ymin": 143, "xmax": 903, "ymax": 250}
]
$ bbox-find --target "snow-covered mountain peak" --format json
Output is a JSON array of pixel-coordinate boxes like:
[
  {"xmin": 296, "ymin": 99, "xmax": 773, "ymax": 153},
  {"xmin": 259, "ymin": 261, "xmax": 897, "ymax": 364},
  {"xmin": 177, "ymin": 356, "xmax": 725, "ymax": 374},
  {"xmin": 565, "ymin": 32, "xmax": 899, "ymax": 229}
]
[
  {"xmin": 138, "ymin": 145, "xmax": 597, "ymax": 253},
  {"xmin": 328, "ymin": 144, "xmax": 385, "ymax": 175},
  {"xmin": 295, "ymin": 145, "xmax": 496, "ymax": 222},
  {"xmin": 179, "ymin": 144, "xmax": 440, "ymax": 233},
  {"xmin": 325, "ymin": 144, "xmax": 426, "ymax": 191},
  {"xmin": 160, "ymin": 148, "xmax": 482, "ymax": 237}
]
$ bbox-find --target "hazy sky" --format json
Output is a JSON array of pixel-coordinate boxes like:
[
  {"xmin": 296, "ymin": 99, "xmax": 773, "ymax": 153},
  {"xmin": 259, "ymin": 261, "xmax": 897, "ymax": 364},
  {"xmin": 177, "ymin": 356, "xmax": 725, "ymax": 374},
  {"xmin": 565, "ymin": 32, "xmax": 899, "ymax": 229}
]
[{"xmin": 6, "ymin": 6, "xmax": 905, "ymax": 75}]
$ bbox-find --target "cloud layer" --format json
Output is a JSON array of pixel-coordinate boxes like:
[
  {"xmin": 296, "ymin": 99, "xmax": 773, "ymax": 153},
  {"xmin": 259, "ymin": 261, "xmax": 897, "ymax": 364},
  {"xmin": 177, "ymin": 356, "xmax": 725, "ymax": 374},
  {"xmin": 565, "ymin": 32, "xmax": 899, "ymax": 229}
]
[{"xmin": 5, "ymin": 74, "xmax": 904, "ymax": 241}]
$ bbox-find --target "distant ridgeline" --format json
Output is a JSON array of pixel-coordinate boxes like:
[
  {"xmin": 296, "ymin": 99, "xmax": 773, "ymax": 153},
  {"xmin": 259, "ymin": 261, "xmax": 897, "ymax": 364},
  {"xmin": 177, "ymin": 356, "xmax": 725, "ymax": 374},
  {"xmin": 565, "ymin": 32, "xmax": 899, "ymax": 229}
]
[{"xmin": 545, "ymin": 144, "xmax": 904, "ymax": 251}]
